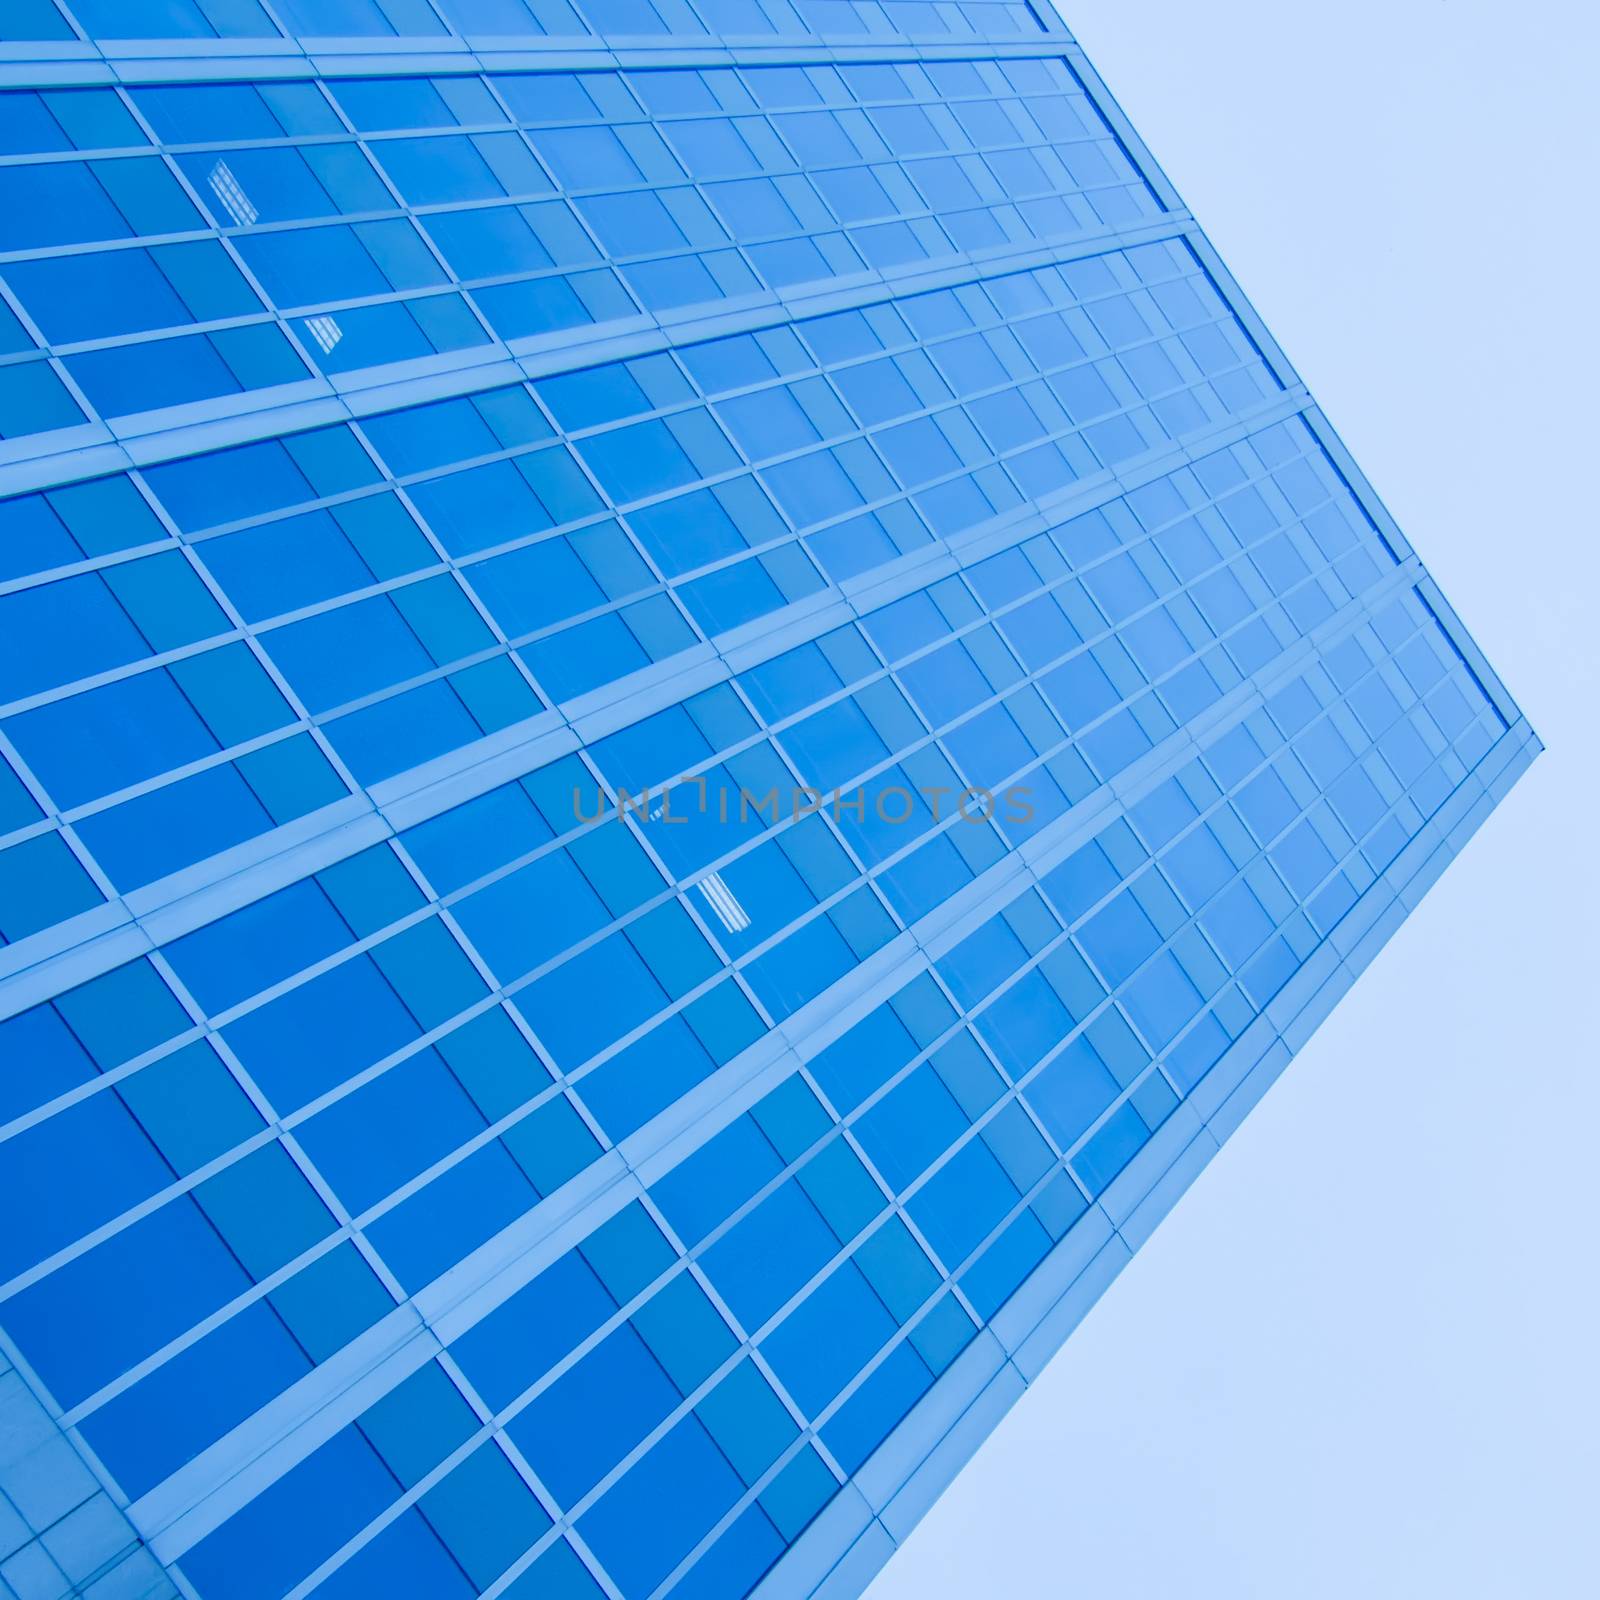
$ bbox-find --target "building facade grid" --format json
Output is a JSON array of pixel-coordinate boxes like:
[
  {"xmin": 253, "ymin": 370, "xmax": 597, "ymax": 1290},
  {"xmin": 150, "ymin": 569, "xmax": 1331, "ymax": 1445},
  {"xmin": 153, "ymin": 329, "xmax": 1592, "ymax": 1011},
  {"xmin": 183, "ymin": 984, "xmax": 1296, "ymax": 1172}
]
[{"xmin": 0, "ymin": 6, "xmax": 1537, "ymax": 1600}]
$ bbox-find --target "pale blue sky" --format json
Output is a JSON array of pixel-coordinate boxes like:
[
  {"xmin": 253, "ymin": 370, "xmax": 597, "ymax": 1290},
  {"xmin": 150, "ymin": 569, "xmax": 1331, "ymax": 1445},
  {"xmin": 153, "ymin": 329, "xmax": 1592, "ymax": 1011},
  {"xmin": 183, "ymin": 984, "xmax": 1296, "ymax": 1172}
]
[{"xmin": 866, "ymin": 2, "xmax": 1600, "ymax": 1595}]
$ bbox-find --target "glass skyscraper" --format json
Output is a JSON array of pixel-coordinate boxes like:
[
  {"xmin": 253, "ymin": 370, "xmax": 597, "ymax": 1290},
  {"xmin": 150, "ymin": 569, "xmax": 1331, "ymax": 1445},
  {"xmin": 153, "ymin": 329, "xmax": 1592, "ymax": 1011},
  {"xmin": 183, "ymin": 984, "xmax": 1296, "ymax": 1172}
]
[{"xmin": 0, "ymin": 3, "xmax": 1536, "ymax": 1598}]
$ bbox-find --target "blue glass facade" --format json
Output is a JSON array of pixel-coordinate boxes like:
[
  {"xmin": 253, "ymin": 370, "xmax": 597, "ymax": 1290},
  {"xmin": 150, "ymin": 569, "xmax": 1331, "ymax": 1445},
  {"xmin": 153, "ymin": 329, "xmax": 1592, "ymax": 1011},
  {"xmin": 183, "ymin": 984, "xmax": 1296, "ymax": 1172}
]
[{"xmin": 0, "ymin": 5, "xmax": 1537, "ymax": 1599}]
